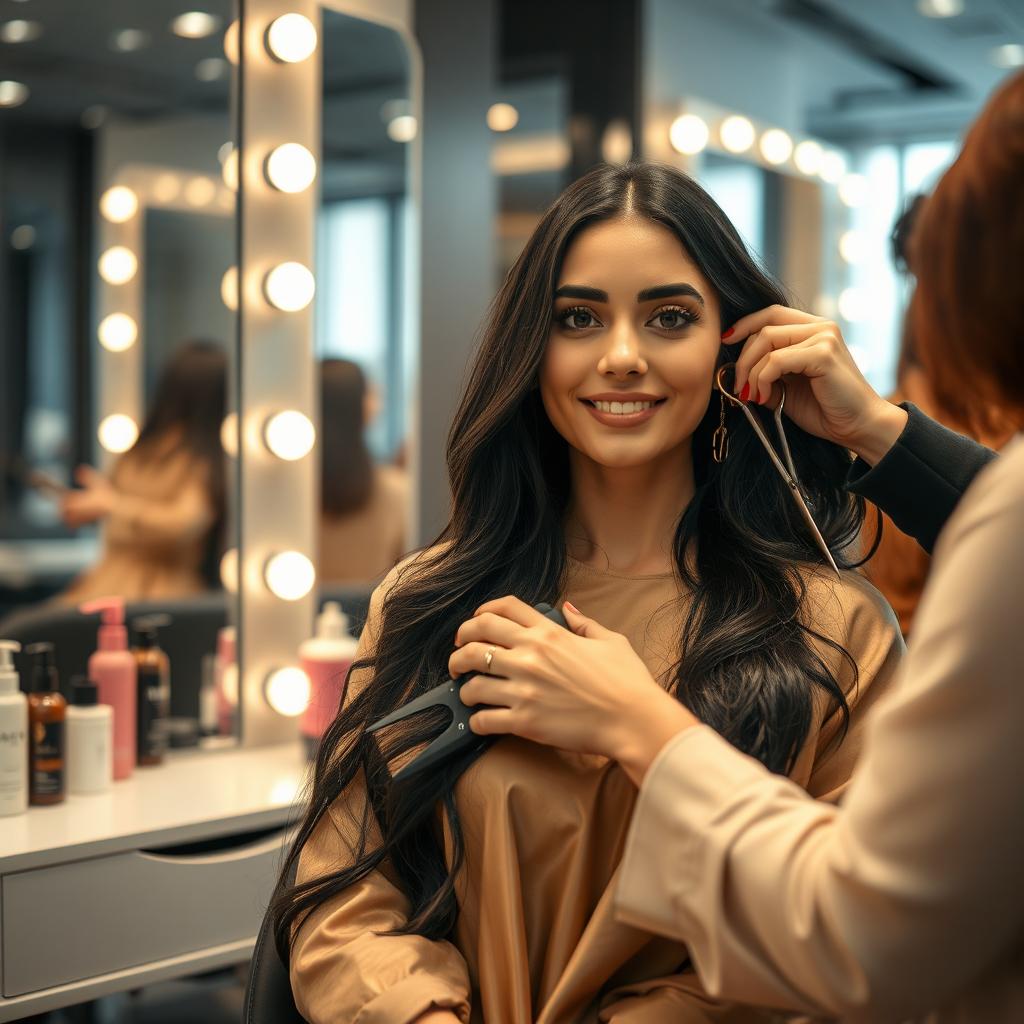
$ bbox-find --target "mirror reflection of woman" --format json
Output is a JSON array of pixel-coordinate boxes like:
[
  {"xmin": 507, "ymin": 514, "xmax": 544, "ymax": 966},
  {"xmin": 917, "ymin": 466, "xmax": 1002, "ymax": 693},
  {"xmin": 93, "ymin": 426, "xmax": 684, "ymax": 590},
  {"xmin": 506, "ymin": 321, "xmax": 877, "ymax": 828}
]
[
  {"xmin": 275, "ymin": 164, "xmax": 904, "ymax": 1024},
  {"xmin": 57, "ymin": 339, "xmax": 226, "ymax": 604}
]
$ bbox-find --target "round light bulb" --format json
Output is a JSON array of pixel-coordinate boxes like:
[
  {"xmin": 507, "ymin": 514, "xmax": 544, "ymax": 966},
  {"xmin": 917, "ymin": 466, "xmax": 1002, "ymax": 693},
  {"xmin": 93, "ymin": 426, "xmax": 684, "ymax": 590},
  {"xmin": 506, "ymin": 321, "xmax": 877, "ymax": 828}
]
[
  {"xmin": 487, "ymin": 102, "xmax": 519, "ymax": 132},
  {"xmin": 184, "ymin": 175, "xmax": 216, "ymax": 207},
  {"xmin": 98, "ymin": 414, "xmax": 139, "ymax": 454},
  {"xmin": 98, "ymin": 313, "xmax": 138, "ymax": 352},
  {"xmin": 601, "ymin": 119, "xmax": 633, "ymax": 165},
  {"xmin": 265, "ymin": 13, "xmax": 317, "ymax": 63},
  {"xmin": 0, "ymin": 19, "xmax": 42, "ymax": 44},
  {"xmin": 195, "ymin": 57, "xmax": 227, "ymax": 82},
  {"xmin": 111, "ymin": 28, "xmax": 149, "ymax": 52},
  {"xmin": 263, "ymin": 262, "xmax": 315, "ymax": 312},
  {"xmin": 838, "ymin": 287, "xmax": 867, "ymax": 323},
  {"xmin": 264, "ymin": 410, "xmax": 316, "ymax": 461},
  {"xmin": 669, "ymin": 114, "xmax": 708, "ymax": 155},
  {"xmin": 98, "ymin": 246, "xmax": 138, "ymax": 285},
  {"xmin": 220, "ymin": 266, "xmax": 239, "ymax": 311},
  {"xmin": 223, "ymin": 19, "xmax": 239, "ymax": 64},
  {"xmin": 719, "ymin": 115, "xmax": 754, "ymax": 154},
  {"xmin": 221, "ymin": 146, "xmax": 238, "ymax": 191},
  {"xmin": 171, "ymin": 11, "xmax": 221, "ymax": 39},
  {"xmin": 839, "ymin": 230, "xmax": 867, "ymax": 264},
  {"xmin": 219, "ymin": 548, "xmax": 239, "ymax": 593},
  {"xmin": 990, "ymin": 43, "xmax": 1024, "ymax": 69},
  {"xmin": 264, "ymin": 143, "xmax": 317, "ymax": 194},
  {"xmin": 820, "ymin": 150, "xmax": 847, "ymax": 184},
  {"xmin": 0, "ymin": 81, "xmax": 30, "ymax": 108},
  {"xmin": 387, "ymin": 115, "xmax": 418, "ymax": 143},
  {"xmin": 917, "ymin": 0, "xmax": 964, "ymax": 16},
  {"xmin": 264, "ymin": 666, "xmax": 311, "ymax": 717},
  {"xmin": 152, "ymin": 173, "xmax": 180, "ymax": 203},
  {"xmin": 759, "ymin": 128, "xmax": 793, "ymax": 165},
  {"xmin": 220, "ymin": 412, "xmax": 238, "ymax": 457},
  {"xmin": 264, "ymin": 551, "xmax": 316, "ymax": 602},
  {"xmin": 793, "ymin": 140, "xmax": 823, "ymax": 176},
  {"xmin": 838, "ymin": 173, "xmax": 868, "ymax": 207},
  {"xmin": 99, "ymin": 185, "xmax": 138, "ymax": 223}
]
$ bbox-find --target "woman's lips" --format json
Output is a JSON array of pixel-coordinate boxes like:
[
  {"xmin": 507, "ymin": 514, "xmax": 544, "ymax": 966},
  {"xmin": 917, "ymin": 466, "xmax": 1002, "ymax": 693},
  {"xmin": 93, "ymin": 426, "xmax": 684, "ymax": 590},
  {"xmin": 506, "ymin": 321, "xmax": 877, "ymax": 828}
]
[{"xmin": 579, "ymin": 397, "xmax": 666, "ymax": 428}]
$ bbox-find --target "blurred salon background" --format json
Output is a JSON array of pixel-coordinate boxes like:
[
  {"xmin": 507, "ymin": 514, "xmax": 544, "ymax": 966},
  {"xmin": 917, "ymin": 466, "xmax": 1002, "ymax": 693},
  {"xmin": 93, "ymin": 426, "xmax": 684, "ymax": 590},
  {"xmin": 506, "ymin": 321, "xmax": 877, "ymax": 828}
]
[{"xmin": 0, "ymin": 0, "xmax": 1020, "ymax": 1020}]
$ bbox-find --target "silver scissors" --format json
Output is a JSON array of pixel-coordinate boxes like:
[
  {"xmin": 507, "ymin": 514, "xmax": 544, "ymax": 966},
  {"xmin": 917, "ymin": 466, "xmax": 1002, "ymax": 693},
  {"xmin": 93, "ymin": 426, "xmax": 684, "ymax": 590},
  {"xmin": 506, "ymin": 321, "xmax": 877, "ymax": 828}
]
[{"xmin": 716, "ymin": 363, "xmax": 841, "ymax": 579}]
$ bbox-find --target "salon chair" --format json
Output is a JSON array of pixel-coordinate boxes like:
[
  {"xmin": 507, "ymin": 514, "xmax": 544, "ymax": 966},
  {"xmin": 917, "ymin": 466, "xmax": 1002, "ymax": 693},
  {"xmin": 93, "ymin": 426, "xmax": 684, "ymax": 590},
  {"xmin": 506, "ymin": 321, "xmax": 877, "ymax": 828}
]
[{"xmin": 243, "ymin": 858, "xmax": 307, "ymax": 1023}]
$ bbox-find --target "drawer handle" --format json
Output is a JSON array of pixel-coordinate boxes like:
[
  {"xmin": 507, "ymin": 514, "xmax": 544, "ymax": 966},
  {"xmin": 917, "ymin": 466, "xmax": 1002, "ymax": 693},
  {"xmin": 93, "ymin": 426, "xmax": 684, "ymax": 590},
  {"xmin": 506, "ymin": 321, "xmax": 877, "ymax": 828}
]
[{"xmin": 139, "ymin": 826, "xmax": 294, "ymax": 865}]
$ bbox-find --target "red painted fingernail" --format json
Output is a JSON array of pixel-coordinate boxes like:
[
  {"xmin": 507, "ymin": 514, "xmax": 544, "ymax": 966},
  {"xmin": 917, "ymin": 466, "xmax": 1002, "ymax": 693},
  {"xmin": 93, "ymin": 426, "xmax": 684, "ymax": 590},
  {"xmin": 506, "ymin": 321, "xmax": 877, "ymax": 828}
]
[
  {"xmin": 563, "ymin": 600, "xmax": 579, "ymax": 614},
  {"xmin": 721, "ymin": 327, "xmax": 735, "ymax": 339},
  {"xmin": 739, "ymin": 382, "xmax": 750, "ymax": 403}
]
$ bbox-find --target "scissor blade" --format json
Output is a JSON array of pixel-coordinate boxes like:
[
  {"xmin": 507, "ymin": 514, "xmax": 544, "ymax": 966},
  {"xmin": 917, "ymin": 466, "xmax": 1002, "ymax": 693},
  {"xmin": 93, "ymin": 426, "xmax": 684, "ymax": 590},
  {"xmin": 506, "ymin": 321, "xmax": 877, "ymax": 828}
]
[{"xmin": 788, "ymin": 482, "xmax": 842, "ymax": 578}]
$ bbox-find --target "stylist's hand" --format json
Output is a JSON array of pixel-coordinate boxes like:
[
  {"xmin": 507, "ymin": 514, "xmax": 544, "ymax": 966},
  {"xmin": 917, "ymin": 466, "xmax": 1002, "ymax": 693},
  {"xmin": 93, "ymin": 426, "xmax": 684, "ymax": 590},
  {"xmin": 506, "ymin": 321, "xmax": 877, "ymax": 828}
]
[
  {"xmin": 59, "ymin": 465, "xmax": 116, "ymax": 528},
  {"xmin": 450, "ymin": 597, "xmax": 697, "ymax": 785},
  {"xmin": 728, "ymin": 305, "xmax": 908, "ymax": 465}
]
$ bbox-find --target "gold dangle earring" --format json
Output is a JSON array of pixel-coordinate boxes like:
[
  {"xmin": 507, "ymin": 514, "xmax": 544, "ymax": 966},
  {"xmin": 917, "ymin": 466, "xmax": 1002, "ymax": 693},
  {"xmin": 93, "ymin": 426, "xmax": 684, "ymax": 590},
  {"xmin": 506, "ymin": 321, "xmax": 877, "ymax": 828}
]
[{"xmin": 712, "ymin": 389, "xmax": 729, "ymax": 463}]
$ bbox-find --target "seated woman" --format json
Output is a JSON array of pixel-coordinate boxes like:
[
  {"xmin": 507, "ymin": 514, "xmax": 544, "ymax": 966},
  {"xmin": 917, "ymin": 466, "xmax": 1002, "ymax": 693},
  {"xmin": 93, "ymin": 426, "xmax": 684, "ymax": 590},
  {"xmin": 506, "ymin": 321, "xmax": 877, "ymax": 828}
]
[
  {"xmin": 273, "ymin": 162, "xmax": 904, "ymax": 1023},
  {"xmin": 317, "ymin": 357, "xmax": 410, "ymax": 585},
  {"xmin": 57, "ymin": 339, "xmax": 225, "ymax": 604}
]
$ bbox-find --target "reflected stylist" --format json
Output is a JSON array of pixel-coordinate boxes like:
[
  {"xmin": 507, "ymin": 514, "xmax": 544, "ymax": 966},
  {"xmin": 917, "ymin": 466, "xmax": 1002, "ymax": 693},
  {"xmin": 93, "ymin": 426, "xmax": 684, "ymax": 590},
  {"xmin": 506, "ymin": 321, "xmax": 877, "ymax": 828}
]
[{"xmin": 459, "ymin": 71, "xmax": 1023, "ymax": 1023}]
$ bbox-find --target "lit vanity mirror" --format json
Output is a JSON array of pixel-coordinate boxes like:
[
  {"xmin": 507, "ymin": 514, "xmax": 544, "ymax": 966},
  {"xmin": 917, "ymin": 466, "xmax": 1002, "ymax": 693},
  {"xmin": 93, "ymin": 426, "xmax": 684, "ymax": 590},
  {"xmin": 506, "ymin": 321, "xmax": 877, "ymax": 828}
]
[
  {"xmin": 0, "ymin": 1, "xmax": 242, "ymax": 749},
  {"xmin": 315, "ymin": 7, "xmax": 413, "ymax": 581}
]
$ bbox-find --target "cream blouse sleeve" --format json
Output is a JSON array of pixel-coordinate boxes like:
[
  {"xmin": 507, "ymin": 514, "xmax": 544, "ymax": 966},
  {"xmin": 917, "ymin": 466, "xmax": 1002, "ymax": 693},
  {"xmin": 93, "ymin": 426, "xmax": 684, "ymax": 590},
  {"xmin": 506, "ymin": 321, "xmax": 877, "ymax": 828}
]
[
  {"xmin": 613, "ymin": 441, "xmax": 1024, "ymax": 1022},
  {"xmin": 290, "ymin": 565, "xmax": 472, "ymax": 1024}
]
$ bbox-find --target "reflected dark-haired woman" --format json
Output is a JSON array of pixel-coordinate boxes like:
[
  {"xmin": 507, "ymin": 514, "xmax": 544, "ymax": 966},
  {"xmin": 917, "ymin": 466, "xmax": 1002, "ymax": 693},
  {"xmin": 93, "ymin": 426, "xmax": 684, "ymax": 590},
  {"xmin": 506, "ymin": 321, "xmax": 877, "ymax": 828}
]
[
  {"xmin": 317, "ymin": 357, "xmax": 410, "ymax": 585},
  {"xmin": 276, "ymin": 164, "xmax": 904, "ymax": 1023},
  {"xmin": 58, "ymin": 339, "xmax": 226, "ymax": 603}
]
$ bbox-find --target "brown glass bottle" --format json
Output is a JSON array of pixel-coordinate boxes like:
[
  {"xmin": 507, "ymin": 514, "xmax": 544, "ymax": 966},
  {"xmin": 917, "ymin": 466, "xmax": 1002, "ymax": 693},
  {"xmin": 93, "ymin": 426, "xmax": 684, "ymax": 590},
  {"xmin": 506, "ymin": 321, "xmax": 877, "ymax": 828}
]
[
  {"xmin": 132, "ymin": 615, "xmax": 170, "ymax": 766},
  {"xmin": 25, "ymin": 642, "xmax": 66, "ymax": 805}
]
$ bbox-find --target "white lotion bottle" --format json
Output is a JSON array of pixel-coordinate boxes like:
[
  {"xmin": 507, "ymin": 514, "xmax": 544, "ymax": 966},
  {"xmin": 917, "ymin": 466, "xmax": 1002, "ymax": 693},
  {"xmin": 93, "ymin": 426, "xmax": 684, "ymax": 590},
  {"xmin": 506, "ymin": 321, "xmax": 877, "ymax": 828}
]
[
  {"xmin": 66, "ymin": 677, "xmax": 113, "ymax": 795},
  {"xmin": 0, "ymin": 640, "xmax": 28, "ymax": 816}
]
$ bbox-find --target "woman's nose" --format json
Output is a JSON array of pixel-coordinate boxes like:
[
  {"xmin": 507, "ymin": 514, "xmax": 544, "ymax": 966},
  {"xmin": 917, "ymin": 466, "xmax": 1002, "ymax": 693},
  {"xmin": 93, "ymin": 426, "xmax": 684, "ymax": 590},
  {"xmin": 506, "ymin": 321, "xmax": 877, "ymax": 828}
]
[{"xmin": 597, "ymin": 327, "xmax": 648, "ymax": 378}]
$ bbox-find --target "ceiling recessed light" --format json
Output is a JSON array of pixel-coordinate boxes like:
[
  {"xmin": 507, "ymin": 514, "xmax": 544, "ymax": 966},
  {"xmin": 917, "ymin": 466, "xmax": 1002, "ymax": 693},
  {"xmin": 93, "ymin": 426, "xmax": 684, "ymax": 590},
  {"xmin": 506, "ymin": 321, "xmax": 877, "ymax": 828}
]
[
  {"xmin": 0, "ymin": 81, "xmax": 29, "ymax": 108},
  {"xmin": 171, "ymin": 11, "xmax": 221, "ymax": 39},
  {"xmin": 110, "ymin": 28, "xmax": 150, "ymax": 52},
  {"xmin": 990, "ymin": 43, "xmax": 1024, "ymax": 69},
  {"xmin": 916, "ymin": 0, "xmax": 964, "ymax": 16},
  {"xmin": 0, "ymin": 19, "xmax": 42, "ymax": 43},
  {"xmin": 195, "ymin": 57, "xmax": 227, "ymax": 81}
]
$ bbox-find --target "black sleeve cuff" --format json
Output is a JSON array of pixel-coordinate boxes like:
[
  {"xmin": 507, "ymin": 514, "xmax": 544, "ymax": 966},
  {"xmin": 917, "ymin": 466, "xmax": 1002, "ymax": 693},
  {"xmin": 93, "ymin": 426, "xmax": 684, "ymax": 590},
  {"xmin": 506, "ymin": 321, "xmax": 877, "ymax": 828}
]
[{"xmin": 846, "ymin": 403, "xmax": 998, "ymax": 555}]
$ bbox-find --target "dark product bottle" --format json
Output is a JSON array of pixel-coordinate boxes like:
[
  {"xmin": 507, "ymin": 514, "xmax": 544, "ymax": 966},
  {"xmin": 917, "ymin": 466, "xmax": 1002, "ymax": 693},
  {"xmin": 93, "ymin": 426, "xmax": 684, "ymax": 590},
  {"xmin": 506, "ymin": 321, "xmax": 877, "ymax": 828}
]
[
  {"xmin": 25, "ymin": 643, "xmax": 66, "ymax": 805},
  {"xmin": 132, "ymin": 615, "xmax": 171, "ymax": 766}
]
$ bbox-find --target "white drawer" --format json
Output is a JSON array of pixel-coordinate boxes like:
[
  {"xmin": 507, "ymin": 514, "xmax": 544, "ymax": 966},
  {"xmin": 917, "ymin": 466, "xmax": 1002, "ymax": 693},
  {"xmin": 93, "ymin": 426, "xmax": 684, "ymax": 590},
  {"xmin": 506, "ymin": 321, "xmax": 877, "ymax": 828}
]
[{"xmin": 2, "ymin": 826, "xmax": 290, "ymax": 997}]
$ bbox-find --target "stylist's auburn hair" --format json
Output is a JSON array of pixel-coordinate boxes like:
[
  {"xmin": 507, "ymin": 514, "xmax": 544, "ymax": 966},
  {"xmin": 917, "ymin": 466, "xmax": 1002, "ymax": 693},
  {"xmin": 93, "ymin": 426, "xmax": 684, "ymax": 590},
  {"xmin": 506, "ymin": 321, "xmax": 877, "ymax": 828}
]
[
  {"xmin": 910, "ymin": 69, "xmax": 1024, "ymax": 431},
  {"xmin": 271, "ymin": 161, "xmax": 867, "ymax": 960}
]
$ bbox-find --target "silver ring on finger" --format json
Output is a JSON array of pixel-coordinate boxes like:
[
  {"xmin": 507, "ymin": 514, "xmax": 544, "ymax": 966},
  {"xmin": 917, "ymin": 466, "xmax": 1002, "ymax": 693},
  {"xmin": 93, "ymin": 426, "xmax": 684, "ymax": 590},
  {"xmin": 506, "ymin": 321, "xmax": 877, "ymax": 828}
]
[{"xmin": 484, "ymin": 645, "xmax": 496, "ymax": 673}]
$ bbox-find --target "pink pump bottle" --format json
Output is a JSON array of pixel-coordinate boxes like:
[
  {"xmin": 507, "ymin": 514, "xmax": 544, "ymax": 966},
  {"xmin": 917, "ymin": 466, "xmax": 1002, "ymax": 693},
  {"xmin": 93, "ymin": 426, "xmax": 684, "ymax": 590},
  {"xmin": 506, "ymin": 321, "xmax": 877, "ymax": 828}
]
[{"xmin": 80, "ymin": 597, "xmax": 137, "ymax": 780}]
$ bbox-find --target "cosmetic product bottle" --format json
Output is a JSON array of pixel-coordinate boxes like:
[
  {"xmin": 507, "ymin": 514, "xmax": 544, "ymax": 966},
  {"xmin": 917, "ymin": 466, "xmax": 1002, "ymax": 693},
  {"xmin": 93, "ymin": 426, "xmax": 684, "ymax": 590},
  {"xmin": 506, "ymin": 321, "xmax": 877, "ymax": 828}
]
[
  {"xmin": 199, "ymin": 653, "xmax": 219, "ymax": 739},
  {"xmin": 0, "ymin": 640, "xmax": 28, "ymax": 816},
  {"xmin": 80, "ymin": 597, "xmax": 137, "ymax": 780},
  {"xmin": 132, "ymin": 615, "xmax": 171, "ymax": 766},
  {"xmin": 299, "ymin": 602, "xmax": 359, "ymax": 759},
  {"xmin": 214, "ymin": 626, "xmax": 238, "ymax": 736},
  {"xmin": 66, "ymin": 677, "xmax": 113, "ymax": 795},
  {"xmin": 25, "ymin": 642, "xmax": 66, "ymax": 806}
]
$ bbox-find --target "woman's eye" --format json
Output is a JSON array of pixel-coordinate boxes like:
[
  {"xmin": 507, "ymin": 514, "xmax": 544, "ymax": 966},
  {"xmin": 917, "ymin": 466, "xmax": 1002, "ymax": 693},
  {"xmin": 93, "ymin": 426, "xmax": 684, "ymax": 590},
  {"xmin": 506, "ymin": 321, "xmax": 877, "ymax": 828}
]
[
  {"xmin": 559, "ymin": 307, "xmax": 600, "ymax": 330},
  {"xmin": 649, "ymin": 306, "xmax": 696, "ymax": 331}
]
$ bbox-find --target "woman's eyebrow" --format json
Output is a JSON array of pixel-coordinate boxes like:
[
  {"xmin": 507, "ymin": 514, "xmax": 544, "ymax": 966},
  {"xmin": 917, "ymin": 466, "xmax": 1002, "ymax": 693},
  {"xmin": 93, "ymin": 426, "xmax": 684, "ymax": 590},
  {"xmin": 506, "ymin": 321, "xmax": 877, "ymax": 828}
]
[
  {"xmin": 636, "ymin": 283, "xmax": 705, "ymax": 305},
  {"xmin": 553, "ymin": 283, "xmax": 705, "ymax": 305}
]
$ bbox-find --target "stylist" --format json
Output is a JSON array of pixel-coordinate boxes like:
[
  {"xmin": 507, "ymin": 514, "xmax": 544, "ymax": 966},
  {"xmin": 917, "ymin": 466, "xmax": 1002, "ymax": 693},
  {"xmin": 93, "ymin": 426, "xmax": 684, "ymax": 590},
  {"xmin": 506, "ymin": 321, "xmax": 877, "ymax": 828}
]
[{"xmin": 458, "ymin": 71, "xmax": 1023, "ymax": 1022}]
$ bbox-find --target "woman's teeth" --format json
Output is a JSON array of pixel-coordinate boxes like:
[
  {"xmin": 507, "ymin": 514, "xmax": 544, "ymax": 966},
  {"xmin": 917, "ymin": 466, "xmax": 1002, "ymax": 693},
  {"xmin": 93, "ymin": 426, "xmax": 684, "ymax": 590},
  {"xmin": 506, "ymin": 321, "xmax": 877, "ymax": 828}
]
[{"xmin": 591, "ymin": 400, "xmax": 656, "ymax": 414}]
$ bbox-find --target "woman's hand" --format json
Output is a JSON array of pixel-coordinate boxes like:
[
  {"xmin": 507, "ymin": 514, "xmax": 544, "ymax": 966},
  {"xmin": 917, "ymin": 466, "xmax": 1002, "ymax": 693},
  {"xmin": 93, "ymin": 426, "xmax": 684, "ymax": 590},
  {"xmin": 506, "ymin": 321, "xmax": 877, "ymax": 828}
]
[
  {"xmin": 59, "ymin": 465, "xmax": 116, "ymax": 528},
  {"xmin": 727, "ymin": 305, "xmax": 908, "ymax": 465},
  {"xmin": 449, "ymin": 597, "xmax": 698, "ymax": 785}
]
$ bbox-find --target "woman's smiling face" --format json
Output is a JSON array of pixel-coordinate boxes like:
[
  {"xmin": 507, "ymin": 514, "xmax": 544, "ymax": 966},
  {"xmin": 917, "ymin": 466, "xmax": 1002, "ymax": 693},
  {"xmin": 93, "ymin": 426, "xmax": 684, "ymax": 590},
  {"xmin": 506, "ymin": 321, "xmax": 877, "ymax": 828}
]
[{"xmin": 540, "ymin": 215, "xmax": 723, "ymax": 470}]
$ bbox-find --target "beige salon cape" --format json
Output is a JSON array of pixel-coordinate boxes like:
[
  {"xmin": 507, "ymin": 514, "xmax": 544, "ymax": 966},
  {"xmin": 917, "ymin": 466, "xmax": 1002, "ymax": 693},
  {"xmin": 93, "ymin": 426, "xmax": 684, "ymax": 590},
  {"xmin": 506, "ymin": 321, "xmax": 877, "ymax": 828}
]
[
  {"xmin": 291, "ymin": 552, "xmax": 903, "ymax": 1023},
  {"xmin": 615, "ymin": 435, "xmax": 1024, "ymax": 1023}
]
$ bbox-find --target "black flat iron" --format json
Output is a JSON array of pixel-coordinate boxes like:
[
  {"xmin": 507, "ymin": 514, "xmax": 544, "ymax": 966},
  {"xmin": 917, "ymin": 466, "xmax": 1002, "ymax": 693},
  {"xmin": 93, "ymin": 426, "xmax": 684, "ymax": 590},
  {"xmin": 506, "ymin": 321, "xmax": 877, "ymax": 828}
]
[{"xmin": 367, "ymin": 602, "xmax": 568, "ymax": 782}]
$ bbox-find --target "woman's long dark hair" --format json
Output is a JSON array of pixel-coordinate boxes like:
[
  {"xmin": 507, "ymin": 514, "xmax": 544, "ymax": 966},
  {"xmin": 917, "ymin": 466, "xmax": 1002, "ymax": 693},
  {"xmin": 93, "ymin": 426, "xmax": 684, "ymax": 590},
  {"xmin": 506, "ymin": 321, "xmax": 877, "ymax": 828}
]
[
  {"xmin": 320, "ymin": 358, "xmax": 374, "ymax": 516},
  {"xmin": 272, "ymin": 162, "xmax": 868, "ymax": 957},
  {"xmin": 124, "ymin": 339, "xmax": 226, "ymax": 586}
]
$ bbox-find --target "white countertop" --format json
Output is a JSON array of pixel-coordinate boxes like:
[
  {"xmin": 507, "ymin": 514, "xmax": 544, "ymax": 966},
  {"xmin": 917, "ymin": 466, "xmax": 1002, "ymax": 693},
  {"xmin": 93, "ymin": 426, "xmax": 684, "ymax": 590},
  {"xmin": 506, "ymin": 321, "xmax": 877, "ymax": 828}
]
[{"xmin": 0, "ymin": 742, "xmax": 311, "ymax": 873}]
